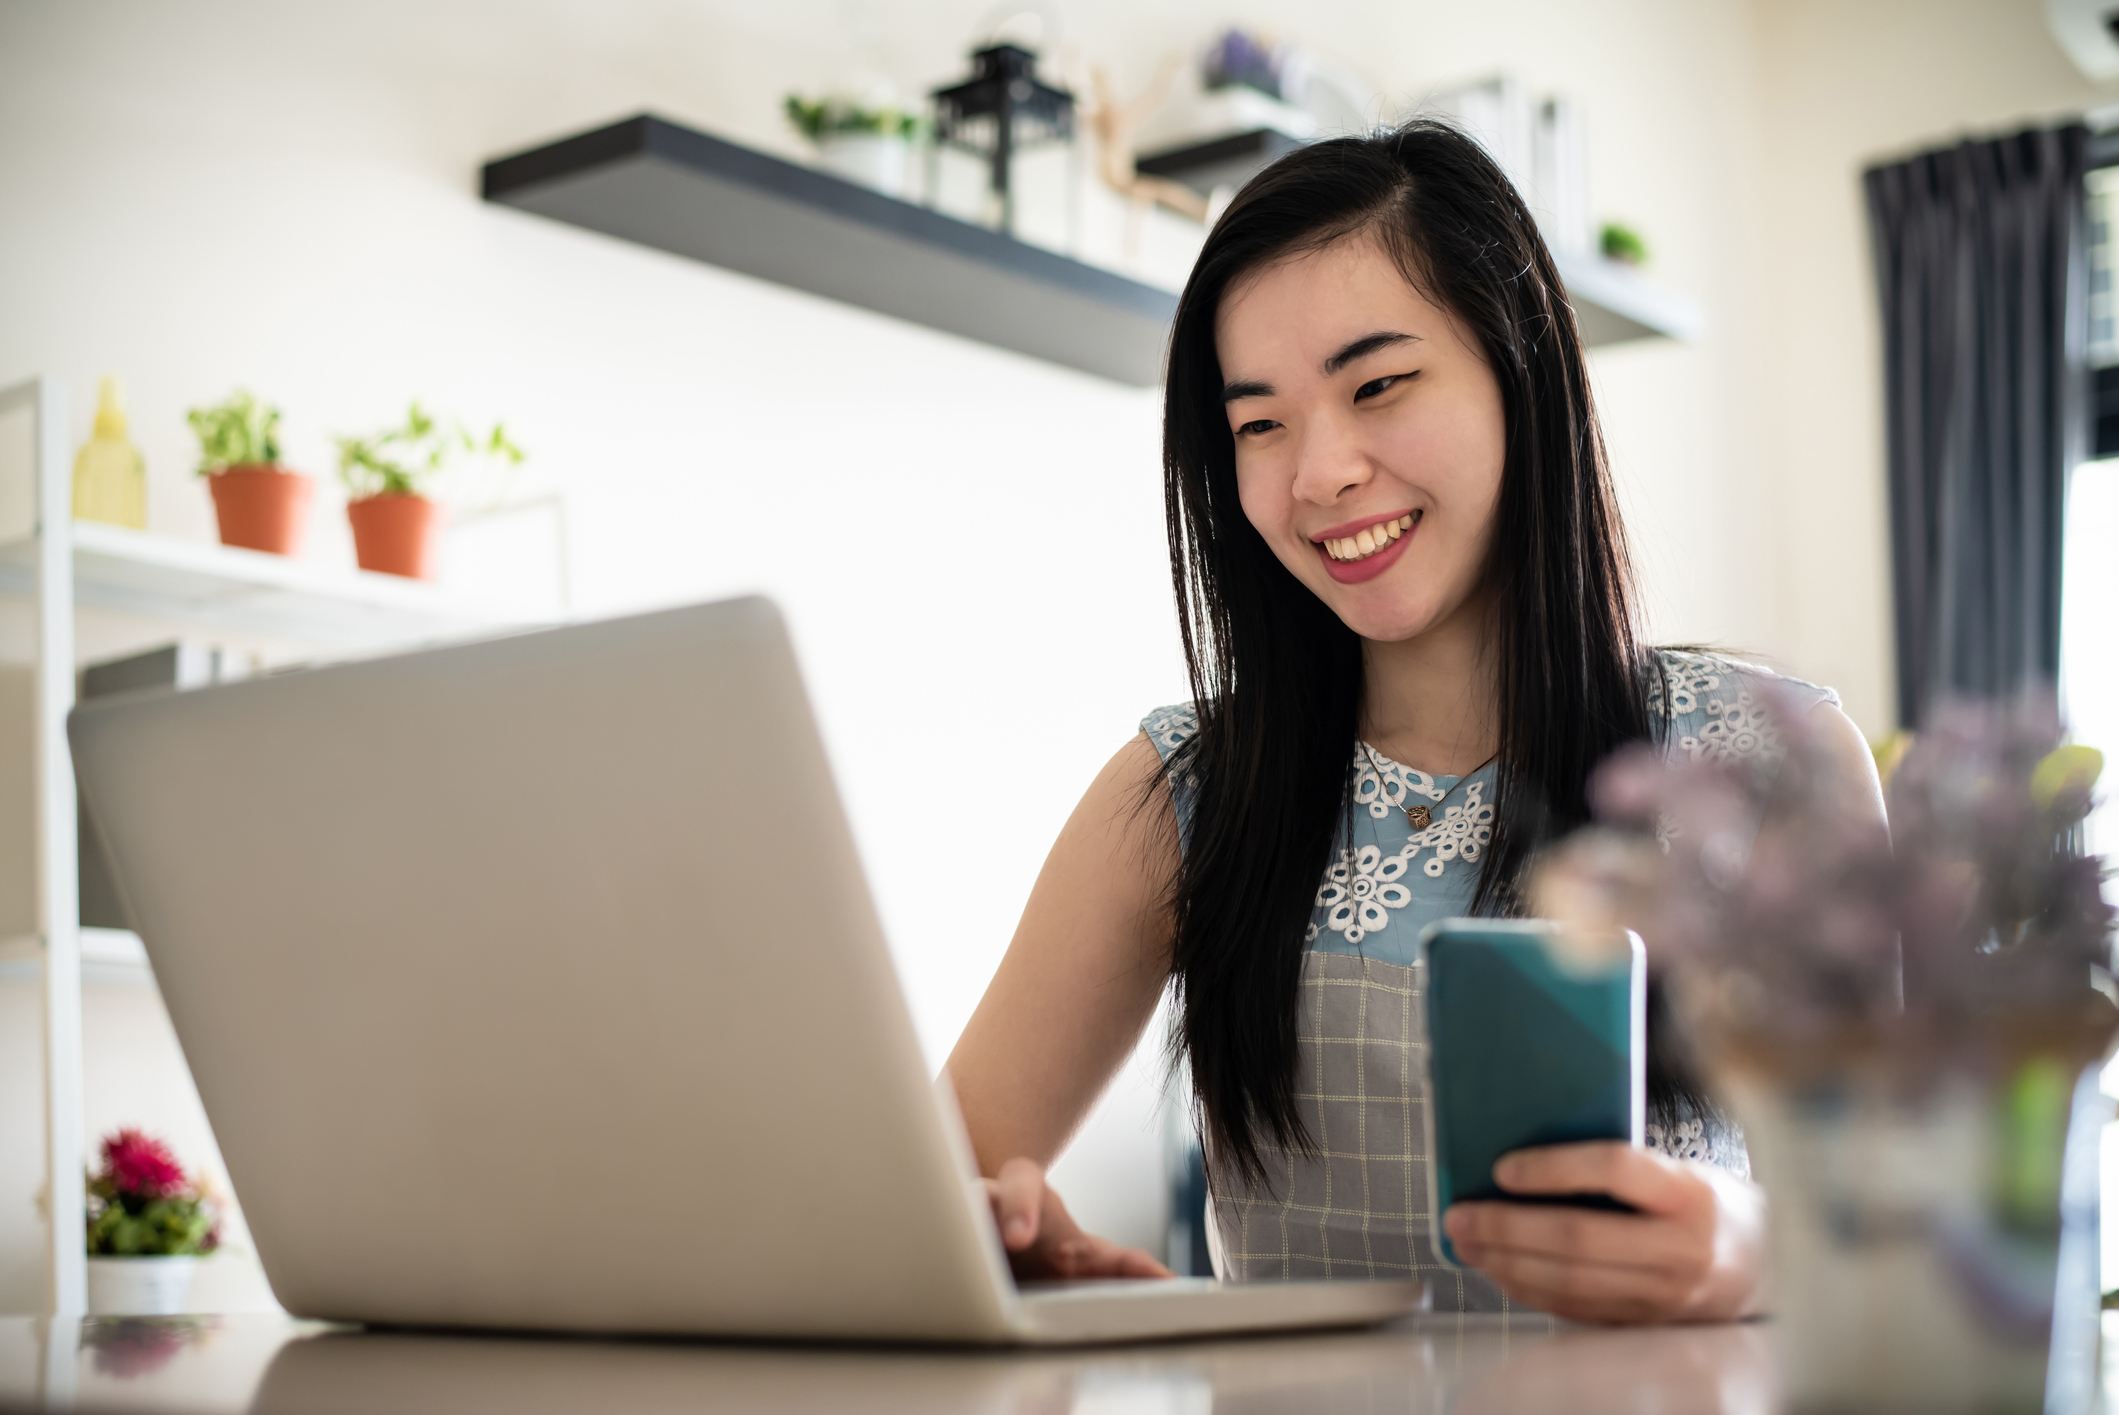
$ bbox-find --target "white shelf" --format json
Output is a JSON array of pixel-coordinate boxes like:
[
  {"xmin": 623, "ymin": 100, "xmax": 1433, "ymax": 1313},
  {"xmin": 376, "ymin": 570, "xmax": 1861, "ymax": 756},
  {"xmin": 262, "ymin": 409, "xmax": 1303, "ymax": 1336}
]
[
  {"xmin": 3, "ymin": 373, "xmax": 575, "ymax": 1315},
  {"xmin": 0, "ymin": 520, "xmax": 543, "ymax": 649},
  {"xmin": 1554, "ymin": 249, "xmax": 1705, "ymax": 347},
  {"xmin": 0, "ymin": 928, "xmax": 150, "ymax": 983}
]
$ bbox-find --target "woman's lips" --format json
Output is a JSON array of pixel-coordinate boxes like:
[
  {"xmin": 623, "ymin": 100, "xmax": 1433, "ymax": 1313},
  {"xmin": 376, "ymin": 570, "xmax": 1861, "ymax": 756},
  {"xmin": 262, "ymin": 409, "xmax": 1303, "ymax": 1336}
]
[{"xmin": 1316, "ymin": 512, "xmax": 1418, "ymax": 585}]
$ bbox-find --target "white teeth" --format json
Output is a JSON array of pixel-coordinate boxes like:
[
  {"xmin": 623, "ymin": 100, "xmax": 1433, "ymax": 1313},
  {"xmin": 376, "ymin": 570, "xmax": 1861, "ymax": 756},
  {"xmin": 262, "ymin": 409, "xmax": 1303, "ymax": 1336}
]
[{"xmin": 1323, "ymin": 514, "xmax": 1416, "ymax": 563}]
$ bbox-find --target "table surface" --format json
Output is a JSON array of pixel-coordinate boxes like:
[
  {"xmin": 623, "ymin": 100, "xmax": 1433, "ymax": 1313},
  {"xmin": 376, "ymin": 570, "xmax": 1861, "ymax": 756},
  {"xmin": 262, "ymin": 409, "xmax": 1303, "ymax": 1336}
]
[{"xmin": 0, "ymin": 1310, "xmax": 2111, "ymax": 1414}]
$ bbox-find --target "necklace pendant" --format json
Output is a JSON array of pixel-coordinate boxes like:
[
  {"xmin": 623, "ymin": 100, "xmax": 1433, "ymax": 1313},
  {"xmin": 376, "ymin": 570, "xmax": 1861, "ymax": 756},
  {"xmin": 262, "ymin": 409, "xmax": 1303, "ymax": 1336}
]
[{"xmin": 1406, "ymin": 805, "xmax": 1432, "ymax": 831}]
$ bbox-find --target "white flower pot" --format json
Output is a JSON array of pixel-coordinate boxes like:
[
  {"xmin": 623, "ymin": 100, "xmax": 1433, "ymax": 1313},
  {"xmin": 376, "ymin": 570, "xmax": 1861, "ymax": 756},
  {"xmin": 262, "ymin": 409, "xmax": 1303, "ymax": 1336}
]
[
  {"xmin": 1133, "ymin": 85, "xmax": 1319, "ymax": 153},
  {"xmin": 86, "ymin": 1255, "xmax": 198, "ymax": 1316},
  {"xmin": 816, "ymin": 133, "xmax": 910, "ymax": 199},
  {"xmin": 1724, "ymin": 1062, "xmax": 2105, "ymax": 1414}
]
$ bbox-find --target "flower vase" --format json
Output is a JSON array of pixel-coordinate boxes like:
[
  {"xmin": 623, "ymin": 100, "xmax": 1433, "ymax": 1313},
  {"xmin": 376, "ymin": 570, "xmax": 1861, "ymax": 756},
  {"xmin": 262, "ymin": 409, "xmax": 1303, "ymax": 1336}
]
[
  {"xmin": 816, "ymin": 133, "xmax": 910, "ymax": 199},
  {"xmin": 207, "ymin": 465, "xmax": 314, "ymax": 556},
  {"xmin": 1723, "ymin": 1058, "xmax": 2106, "ymax": 1414},
  {"xmin": 85, "ymin": 1255, "xmax": 199, "ymax": 1316},
  {"xmin": 347, "ymin": 491, "xmax": 443, "ymax": 579}
]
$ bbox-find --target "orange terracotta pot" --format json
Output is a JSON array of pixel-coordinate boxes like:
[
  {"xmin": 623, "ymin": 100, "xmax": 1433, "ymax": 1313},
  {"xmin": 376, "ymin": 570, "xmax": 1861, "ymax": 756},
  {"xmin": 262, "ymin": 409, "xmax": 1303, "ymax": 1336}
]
[
  {"xmin": 347, "ymin": 492, "xmax": 444, "ymax": 580},
  {"xmin": 206, "ymin": 465, "xmax": 314, "ymax": 556}
]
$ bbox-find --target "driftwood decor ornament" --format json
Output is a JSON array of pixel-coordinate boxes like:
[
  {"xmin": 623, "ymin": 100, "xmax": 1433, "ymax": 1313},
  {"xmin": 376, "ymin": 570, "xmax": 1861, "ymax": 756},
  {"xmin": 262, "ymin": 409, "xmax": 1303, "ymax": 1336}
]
[{"xmin": 1082, "ymin": 57, "xmax": 1211, "ymax": 228}]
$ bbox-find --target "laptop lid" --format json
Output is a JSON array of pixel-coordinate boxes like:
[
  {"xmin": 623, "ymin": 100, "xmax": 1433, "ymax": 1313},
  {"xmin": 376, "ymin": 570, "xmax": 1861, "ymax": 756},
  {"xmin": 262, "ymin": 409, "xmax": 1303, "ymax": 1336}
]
[{"xmin": 67, "ymin": 594, "xmax": 1020, "ymax": 1339}]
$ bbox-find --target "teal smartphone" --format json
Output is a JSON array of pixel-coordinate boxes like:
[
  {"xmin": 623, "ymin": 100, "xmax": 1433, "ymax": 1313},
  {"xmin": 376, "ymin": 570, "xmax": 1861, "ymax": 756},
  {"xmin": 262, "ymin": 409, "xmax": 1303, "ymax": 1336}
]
[{"xmin": 1416, "ymin": 918, "xmax": 1645, "ymax": 1269}]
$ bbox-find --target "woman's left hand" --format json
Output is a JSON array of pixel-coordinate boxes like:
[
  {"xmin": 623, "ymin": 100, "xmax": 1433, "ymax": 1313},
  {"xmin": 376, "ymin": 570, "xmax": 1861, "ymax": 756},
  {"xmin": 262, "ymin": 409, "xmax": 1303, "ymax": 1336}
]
[{"xmin": 1442, "ymin": 1141, "xmax": 1768, "ymax": 1324}]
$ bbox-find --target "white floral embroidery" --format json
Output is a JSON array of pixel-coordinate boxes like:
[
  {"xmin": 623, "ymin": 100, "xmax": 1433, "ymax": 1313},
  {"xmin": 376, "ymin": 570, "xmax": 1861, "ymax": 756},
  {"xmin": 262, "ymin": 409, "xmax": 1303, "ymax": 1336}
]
[
  {"xmin": 1646, "ymin": 652, "xmax": 1712, "ymax": 718},
  {"xmin": 1353, "ymin": 750, "xmax": 1446, "ymax": 820},
  {"xmin": 1305, "ymin": 775, "xmax": 1496, "ymax": 938},
  {"xmin": 1405, "ymin": 782, "xmax": 1494, "ymax": 879},
  {"xmin": 1314, "ymin": 844, "xmax": 1413, "ymax": 945},
  {"xmin": 1361, "ymin": 751, "xmax": 1491, "ymax": 856},
  {"xmin": 1143, "ymin": 702, "xmax": 1199, "ymax": 754},
  {"xmin": 1141, "ymin": 703, "xmax": 1204, "ymax": 797},
  {"xmin": 1645, "ymin": 1116, "xmax": 1751, "ymax": 1178},
  {"xmin": 1144, "ymin": 647, "xmax": 1834, "ymax": 947},
  {"xmin": 1644, "ymin": 1117, "xmax": 1710, "ymax": 1162},
  {"xmin": 1650, "ymin": 649, "xmax": 1822, "ymax": 766}
]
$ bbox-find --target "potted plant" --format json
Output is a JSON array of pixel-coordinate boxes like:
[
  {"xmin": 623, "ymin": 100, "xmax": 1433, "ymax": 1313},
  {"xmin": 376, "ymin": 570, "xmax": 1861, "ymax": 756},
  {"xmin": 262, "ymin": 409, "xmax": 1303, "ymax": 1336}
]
[
  {"xmin": 1530, "ymin": 689, "xmax": 2115, "ymax": 1412},
  {"xmin": 784, "ymin": 93, "xmax": 924, "ymax": 198},
  {"xmin": 1145, "ymin": 29, "xmax": 1321, "ymax": 151},
  {"xmin": 83, "ymin": 1128, "xmax": 223, "ymax": 1316},
  {"xmin": 1599, "ymin": 220, "xmax": 1650, "ymax": 268},
  {"xmin": 185, "ymin": 389, "xmax": 314, "ymax": 555},
  {"xmin": 332, "ymin": 401, "xmax": 524, "ymax": 580}
]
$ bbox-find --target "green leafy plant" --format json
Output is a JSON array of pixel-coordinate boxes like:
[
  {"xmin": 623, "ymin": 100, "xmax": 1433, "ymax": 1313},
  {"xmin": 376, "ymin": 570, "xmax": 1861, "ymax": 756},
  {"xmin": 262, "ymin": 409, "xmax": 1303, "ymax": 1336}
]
[
  {"xmin": 784, "ymin": 94, "xmax": 922, "ymax": 143},
  {"xmin": 332, "ymin": 401, "xmax": 524, "ymax": 502},
  {"xmin": 184, "ymin": 389, "xmax": 283, "ymax": 476},
  {"xmin": 84, "ymin": 1129, "xmax": 221, "ymax": 1258},
  {"xmin": 1599, "ymin": 220, "xmax": 1650, "ymax": 267}
]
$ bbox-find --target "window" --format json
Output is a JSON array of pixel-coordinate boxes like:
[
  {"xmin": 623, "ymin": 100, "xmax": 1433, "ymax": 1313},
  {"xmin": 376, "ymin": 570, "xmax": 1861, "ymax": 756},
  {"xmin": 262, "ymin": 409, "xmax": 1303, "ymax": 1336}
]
[
  {"xmin": 2075, "ymin": 157, "xmax": 2119, "ymax": 900},
  {"xmin": 2091, "ymin": 166, "xmax": 2119, "ymax": 457},
  {"xmin": 2062, "ymin": 461, "xmax": 2118, "ymax": 866},
  {"xmin": 2077, "ymin": 159, "xmax": 2119, "ymax": 1297}
]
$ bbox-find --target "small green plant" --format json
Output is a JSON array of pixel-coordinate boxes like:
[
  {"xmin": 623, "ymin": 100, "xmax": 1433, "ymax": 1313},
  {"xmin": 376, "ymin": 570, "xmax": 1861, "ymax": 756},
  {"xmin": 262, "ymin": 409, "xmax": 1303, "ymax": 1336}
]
[
  {"xmin": 332, "ymin": 401, "xmax": 524, "ymax": 502},
  {"xmin": 784, "ymin": 94, "xmax": 922, "ymax": 143},
  {"xmin": 1599, "ymin": 221, "xmax": 1650, "ymax": 267},
  {"xmin": 84, "ymin": 1129, "xmax": 221, "ymax": 1258},
  {"xmin": 184, "ymin": 389, "xmax": 283, "ymax": 476}
]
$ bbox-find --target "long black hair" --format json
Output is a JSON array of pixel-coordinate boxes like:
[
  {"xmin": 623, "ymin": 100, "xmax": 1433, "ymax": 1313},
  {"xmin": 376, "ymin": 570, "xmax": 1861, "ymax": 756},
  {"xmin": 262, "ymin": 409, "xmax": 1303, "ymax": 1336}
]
[{"xmin": 1127, "ymin": 118, "xmax": 1705, "ymax": 1190}]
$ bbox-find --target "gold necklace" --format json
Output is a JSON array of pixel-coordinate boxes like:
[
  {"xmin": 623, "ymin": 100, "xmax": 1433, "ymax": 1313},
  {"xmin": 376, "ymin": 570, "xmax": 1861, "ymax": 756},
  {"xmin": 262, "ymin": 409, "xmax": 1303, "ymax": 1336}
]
[{"xmin": 1359, "ymin": 739, "xmax": 1497, "ymax": 832}]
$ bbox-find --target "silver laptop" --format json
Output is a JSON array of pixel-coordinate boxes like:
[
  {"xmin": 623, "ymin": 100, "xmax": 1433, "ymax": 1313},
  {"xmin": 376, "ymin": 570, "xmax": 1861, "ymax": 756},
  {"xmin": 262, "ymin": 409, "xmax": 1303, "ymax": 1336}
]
[{"xmin": 67, "ymin": 593, "xmax": 1427, "ymax": 1344}]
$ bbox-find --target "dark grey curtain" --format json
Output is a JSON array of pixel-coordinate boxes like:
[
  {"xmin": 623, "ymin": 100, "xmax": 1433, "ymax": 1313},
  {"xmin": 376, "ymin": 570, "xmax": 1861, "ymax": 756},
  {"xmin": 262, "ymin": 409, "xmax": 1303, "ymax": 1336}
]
[{"xmin": 1863, "ymin": 122, "xmax": 2089, "ymax": 730}]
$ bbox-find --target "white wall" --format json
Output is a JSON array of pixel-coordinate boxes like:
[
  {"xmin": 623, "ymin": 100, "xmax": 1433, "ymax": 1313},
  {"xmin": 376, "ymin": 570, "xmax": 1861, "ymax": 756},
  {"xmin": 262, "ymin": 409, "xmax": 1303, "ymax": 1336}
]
[
  {"xmin": 0, "ymin": 0, "xmax": 2101, "ymax": 1313},
  {"xmin": 0, "ymin": 0, "xmax": 1191, "ymax": 1312}
]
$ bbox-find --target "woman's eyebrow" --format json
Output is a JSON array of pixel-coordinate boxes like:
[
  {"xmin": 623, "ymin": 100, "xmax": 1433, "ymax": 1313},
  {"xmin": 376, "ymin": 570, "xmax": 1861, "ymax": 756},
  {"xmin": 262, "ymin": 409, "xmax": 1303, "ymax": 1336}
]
[
  {"xmin": 1323, "ymin": 330, "xmax": 1421, "ymax": 374},
  {"xmin": 1221, "ymin": 330, "xmax": 1423, "ymax": 403}
]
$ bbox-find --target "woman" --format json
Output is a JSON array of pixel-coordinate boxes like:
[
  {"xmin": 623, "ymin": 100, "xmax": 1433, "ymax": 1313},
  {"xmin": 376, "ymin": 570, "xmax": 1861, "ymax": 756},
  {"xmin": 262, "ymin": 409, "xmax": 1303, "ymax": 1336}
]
[{"xmin": 942, "ymin": 119, "xmax": 1887, "ymax": 1324}]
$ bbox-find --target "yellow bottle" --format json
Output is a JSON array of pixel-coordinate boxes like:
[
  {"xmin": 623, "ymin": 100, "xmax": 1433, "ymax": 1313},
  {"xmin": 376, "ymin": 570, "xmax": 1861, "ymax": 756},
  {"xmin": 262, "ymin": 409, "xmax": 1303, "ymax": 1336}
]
[{"xmin": 71, "ymin": 376, "xmax": 147, "ymax": 529}]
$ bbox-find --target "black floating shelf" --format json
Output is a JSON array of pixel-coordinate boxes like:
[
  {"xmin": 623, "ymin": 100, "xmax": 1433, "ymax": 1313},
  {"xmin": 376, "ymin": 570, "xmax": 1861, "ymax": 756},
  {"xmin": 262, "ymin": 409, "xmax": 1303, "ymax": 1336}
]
[
  {"xmin": 1136, "ymin": 128, "xmax": 1311, "ymax": 199},
  {"xmin": 482, "ymin": 113, "xmax": 1180, "ymax": 386}
]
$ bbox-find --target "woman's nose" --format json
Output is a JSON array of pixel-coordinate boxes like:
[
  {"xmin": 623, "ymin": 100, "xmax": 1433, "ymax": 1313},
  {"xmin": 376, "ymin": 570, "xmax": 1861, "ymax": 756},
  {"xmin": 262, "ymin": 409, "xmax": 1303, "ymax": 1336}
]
[{"xmin": 1290, "ymin": 416, "xmax": 1375, "ymax": 506}]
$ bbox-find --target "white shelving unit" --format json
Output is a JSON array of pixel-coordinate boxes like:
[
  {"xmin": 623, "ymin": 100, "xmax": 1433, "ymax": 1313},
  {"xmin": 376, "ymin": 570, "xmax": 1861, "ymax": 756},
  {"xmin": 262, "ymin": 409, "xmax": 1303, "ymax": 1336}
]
[
  {"xmin": 1551, "ymin": 248, "xmax": 1705, "ymax": 347},
  {"xmin": 0, "ymin": 520, "xmax": 541, "ymax": 647},
  {"xmin": 0, "ymin": 928, "xmax": 148, "ymax": 983},
  {"xmin": 2, "ymin": 374, "xmax": 566, "ymax": 1314}
]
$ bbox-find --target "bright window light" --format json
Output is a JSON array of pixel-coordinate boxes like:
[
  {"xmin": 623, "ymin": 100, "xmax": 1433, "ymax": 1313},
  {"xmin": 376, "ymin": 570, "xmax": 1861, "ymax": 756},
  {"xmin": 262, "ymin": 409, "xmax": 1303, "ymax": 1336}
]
[{"xmin": 2062, "ymin": 458, "xmax": 2119, "ymax": 1294}]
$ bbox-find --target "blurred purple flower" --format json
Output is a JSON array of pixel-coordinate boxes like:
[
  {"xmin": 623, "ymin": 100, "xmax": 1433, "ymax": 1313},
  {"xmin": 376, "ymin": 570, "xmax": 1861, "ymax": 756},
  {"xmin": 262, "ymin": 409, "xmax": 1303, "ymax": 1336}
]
[
  {"xmin": 1536, "ymin": 683, "xmax": 2117, "ymax": 1082},
  {"xmin": 1203, "ymin": 28, "xmax": 1291, "ymax": 99}
]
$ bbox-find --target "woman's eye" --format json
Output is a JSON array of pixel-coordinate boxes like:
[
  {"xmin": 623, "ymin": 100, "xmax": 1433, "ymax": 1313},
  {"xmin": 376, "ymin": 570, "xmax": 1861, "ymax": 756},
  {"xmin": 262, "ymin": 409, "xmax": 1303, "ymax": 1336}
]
[
  {"xmin": 1355, "ymin": 373, "xmax": 1411, "ymax": 401},
  {"xmin": 1234, "ymin": 419, "xmax": 1280, "ymax": 438}
]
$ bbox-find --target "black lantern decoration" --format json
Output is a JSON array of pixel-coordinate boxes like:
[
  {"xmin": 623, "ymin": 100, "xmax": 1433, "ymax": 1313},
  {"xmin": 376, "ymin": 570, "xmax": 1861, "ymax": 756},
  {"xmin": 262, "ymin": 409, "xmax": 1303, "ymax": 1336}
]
[{"xmin": 928, "ymin": 42, "xmax": 1080, "ymax": 241}]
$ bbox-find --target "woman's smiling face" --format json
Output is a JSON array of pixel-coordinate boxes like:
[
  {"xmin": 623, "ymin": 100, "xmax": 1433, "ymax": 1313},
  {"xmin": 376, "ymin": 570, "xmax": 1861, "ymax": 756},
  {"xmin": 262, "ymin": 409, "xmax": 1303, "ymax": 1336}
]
[{"xmin": 1214, "ymin": 231, "xmax": 1507, "ymax": 644}]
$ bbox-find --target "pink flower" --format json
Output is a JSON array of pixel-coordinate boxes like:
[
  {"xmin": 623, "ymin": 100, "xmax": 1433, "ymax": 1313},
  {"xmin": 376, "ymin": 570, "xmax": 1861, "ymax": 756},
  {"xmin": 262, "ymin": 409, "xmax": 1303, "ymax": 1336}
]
[
  {"xmin": 101, "ymin": 1129, "xmax": 188, "ymax": 1200},
  {"xmin": 85, "ymin": 1319, "xmax": 194, "ymax": 1379}
]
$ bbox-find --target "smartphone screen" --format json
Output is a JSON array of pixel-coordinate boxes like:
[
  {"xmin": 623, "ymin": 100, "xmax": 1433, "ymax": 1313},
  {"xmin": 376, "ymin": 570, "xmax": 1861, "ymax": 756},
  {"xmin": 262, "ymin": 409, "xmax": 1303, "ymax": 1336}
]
[{"xmin": 1417, "ymin": 919, "xmax": 1645, "ymax": 1267}]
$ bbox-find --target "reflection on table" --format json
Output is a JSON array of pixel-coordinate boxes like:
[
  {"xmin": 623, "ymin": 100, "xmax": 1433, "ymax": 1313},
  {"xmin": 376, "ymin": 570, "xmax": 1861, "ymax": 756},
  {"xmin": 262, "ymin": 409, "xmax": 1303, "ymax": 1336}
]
[{"xmin": 0, "ymin": 1310, "xmax": 1791, "ymax": 1415}]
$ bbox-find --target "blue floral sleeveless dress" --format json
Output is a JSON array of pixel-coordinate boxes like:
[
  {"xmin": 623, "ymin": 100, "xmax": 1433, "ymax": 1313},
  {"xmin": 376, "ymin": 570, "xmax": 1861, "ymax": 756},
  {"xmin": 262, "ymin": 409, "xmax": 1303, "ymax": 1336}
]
[{"xmin": 1138, "ymin": 648, "xmax": 1840, "ymax": 1312}]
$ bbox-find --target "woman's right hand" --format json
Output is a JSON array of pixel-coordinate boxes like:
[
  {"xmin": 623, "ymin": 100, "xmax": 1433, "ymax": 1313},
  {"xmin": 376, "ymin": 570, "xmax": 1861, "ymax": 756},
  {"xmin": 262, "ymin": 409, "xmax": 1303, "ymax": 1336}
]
[{"xmin": 981, "ymin": 1157, "xmax": 1175, "ymax": 1280}]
